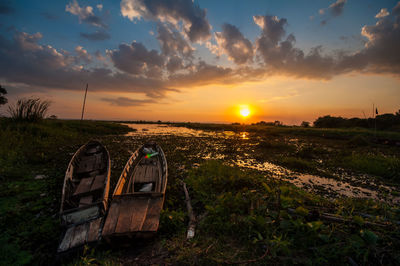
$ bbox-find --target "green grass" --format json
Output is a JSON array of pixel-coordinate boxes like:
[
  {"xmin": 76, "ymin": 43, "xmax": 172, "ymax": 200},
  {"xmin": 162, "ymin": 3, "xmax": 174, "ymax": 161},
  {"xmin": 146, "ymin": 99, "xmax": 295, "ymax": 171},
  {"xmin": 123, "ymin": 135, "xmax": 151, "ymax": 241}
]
[
  {"xmin": 174, "ymin": 122, "xmax": 400, "ymax": 141},
  {"xmin": 1, "ymin": 119, "xmax": 399, "ymax": 265},
  {"xmin": 0, "ymin": 118, "xmax": 132, "ymax": 265},
  {"xmin": 342, "ymin": 154, "xmax": 400, "ymax": 181},
  {"xmin": 164, "ymin": 161, "xmax": 400, "ymax": 265}
]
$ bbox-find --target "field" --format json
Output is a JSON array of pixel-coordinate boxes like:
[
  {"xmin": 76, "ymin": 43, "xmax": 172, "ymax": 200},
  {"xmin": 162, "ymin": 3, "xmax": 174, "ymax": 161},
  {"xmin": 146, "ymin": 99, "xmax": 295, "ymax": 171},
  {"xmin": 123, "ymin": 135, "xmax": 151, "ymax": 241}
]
[{"xmin": 0, "ymin": 119, "xmax": 399, "ymax": 265}]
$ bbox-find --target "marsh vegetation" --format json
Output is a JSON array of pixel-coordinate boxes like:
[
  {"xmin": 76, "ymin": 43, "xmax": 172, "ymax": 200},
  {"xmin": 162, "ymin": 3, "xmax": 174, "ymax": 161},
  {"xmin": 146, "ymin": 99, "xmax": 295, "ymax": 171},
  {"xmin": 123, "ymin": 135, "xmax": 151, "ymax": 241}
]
[{"xmin": 0, "ymin": 119, "xmax": 399, "ymax": 265}]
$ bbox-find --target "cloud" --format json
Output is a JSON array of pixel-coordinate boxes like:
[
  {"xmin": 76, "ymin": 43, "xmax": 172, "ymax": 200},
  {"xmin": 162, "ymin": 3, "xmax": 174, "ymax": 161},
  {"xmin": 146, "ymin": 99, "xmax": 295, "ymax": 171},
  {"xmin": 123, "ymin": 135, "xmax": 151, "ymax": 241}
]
[
  {"xmin": 75, "ymin": 46, "xmax": 92, "ymax": 64},
  {"xmin": 2, "ymin": 2, "xmax": 400, "ymax": 108},
  {"xmin": 80, "ymin": 30, "xmax": 110, "ymax": 41},
  {"xmin": 375, "ymin": 8, "xmax": 389, "ymax": 18},
  {"xmin": 0, "ymin": 2, "xmax": 14, "ymax": 15},
  {"xmin": 0, "ymin": 31, "xmax": 173, "ymax": 98},
  {"xmin": 168, "ymin": 60, "xmax": 233, "ymax": 87},
  {"xmin": 329, "ymin": 0, "xmax": 347, "ymax": 17},
  {"xmin": 120, "ymin": 0, "xmax": 211, "ymax": 42},
  {"xmin": 101, "ymin": 97, "xmax": 156, "ymax": 106},
  {"xmin": 66, "ymin": 0, "xmax": 107, "ymax": 28},
  {"xmin": 253, "ymin": 2, "xmax": 400, "ymax": 79},
  {"xmin": 166, "ymin": 56, "xmax": 184, "ymax": 73},
  {"xmin": 318, "ymin": 0, "xmax": 347, "ymax": 25},
  {"xmin": 107, "ymin": 41, "xmax": 165, "ymax": 77},
  {"xmin": 214, "ymin": 23, "xmax": 253, "ymax": 65},
  {"xmin": 156, "ymin": 24, "xmax": 193, "ymax": 59},
  {"xmin": 253, "ymin": 15, "xmax": 287, "ymax": 45}
]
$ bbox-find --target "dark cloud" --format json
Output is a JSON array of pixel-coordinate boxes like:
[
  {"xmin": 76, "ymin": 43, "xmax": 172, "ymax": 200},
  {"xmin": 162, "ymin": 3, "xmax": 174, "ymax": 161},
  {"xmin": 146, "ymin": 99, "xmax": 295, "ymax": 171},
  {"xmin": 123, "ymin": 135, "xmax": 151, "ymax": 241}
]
[
  {"xmin": 214, "ymin": 23, "xmax": 253, "ymax": 65},
  {"xmin": 157, "ymin": 24, "xmax": 193, "ymax": 59},
  {"xmin": 166, "ymin": 56, "xmax": 184, "ymax": 73},
  {"xmin": 318, "ymin": 0, "xmax": 347, "ymax": 26},
  {"xmin": 0, "ymin": 31, "xmax": 173, "ymax": 98},
  {"xmin": 80, "ymin": 30, "xmax": 110, "ymax": 41},
  {"xmin": 253, "ymin": 4, "xmax": 400, "ymax": 79},
  {"xmin": 101, "ymin": 97, "xmax": 156, "ymax": 106},
  {"xmin": 121, "ymin": 0, "xmax": 211, "ymax": 42},
  {"xmin": 66, "ymin": 0, "xmax": 107, "ymax": 28},
  {"xmin": 0, "ymin": 2, "xmax": 14, "ymax": 15},
  {"xmin": 253, "ymin": 15, "xmax": 287, "ymax": 45},
  {"xmin": 107, "ymin": 41, "xmax": 165, "ymax": 77},
  {"xmin": 168, "ymin": 61, "xmax": 233, "ymax": 87},
  {"xmin": 329, "ymin": 0, "xmax": 347, "ymax": 17}
]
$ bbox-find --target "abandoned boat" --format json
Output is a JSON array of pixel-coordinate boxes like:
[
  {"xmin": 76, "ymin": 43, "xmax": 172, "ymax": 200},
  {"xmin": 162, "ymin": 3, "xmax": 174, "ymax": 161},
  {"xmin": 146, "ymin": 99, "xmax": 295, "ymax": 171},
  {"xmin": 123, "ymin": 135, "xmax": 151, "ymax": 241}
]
[
  {"xmin": 102, "ymin": 142, "xmax": 167, "ymax": 240},
  {"xmin": 58, "ymin": 140, "xmax": 110, "ymax": 252}
]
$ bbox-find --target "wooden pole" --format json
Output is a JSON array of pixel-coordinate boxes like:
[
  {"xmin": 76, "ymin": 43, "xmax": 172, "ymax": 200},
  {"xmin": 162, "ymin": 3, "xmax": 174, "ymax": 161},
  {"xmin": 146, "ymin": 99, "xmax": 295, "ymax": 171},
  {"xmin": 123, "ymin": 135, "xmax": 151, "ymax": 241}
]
[
  {"xmin": 182, "ymin": 182, "xmax": 196, "ymax": 239},
  {"xmin": 81, "ymin": 83, "xmax": 88, "ymax": 121}
]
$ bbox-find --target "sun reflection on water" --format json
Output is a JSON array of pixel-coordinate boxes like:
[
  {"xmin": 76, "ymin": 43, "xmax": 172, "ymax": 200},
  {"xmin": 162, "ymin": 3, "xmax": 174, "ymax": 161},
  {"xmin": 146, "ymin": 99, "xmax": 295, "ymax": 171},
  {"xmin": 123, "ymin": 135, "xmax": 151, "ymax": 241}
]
[{"xmin": 240, "ymin": 132, "xmax": 249, "ymax": 140}]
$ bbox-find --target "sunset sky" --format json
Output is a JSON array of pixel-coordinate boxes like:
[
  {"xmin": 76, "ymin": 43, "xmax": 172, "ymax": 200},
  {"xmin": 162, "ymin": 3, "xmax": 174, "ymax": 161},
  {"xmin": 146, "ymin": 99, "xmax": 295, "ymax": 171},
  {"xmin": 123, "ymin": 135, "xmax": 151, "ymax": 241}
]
[{"xmin": 0, "ymin": 0, "xmax": 399, "ymax": 124}]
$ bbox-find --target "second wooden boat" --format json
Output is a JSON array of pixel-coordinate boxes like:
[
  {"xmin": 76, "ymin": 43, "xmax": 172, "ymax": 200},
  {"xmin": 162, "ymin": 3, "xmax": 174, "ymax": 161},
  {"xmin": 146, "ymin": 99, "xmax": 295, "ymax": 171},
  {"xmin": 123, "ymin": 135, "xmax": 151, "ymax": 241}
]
[
  {"xmin": 58, "ymin": 140, "xmax": 110, "ymax": 252},
  {"xmin": 102, "ymin": 142, "xmax": 167, "ymax": 239}
]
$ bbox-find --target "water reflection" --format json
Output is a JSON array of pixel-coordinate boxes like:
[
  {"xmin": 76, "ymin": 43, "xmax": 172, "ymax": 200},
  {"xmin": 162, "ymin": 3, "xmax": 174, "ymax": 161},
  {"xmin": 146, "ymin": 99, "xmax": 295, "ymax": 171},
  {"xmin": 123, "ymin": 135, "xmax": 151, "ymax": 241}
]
[
  {"xmin": 121, "ymin": 123, "xmax": 399, "ymax": 203},
  {"xmin": 240, "ymin": 132, "xmax": 249, "ymax": 140}
]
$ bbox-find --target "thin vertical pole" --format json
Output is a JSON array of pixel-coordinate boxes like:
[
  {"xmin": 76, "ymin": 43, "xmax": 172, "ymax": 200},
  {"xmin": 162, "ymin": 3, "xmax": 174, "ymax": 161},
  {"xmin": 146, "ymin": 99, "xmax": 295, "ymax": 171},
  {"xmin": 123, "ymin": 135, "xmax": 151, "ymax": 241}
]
[
  {"xmin": 81, "ymin": 83, "xmax": 88, "ymax": 121},
  {"xmin": 374, "ymin": 106, "xmax": 377, "ymax": 138}
]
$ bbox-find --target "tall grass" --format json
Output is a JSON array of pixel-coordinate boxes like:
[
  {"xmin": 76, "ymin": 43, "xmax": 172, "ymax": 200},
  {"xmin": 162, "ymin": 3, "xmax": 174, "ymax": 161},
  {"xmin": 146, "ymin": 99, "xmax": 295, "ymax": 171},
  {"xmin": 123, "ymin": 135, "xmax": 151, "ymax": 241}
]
[{"xmin": 8, "ymin": 98, "xmax": 51, "ymax": 122}]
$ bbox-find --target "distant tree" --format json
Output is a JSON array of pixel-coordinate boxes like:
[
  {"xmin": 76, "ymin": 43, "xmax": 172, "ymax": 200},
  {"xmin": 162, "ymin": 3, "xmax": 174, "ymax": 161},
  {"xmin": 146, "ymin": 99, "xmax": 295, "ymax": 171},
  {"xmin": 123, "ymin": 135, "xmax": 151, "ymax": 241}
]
[
  {"xmin": 274, "ymin": 120, "xmax": 282, "ymax": 126},
  {"xmin": 301, "ymin": 121, "xmax": 310, "ymax": 127},
  {"xmin": 313, "ymin": 115, "xmax": 346, "ymax": 128},
  {"xmin": 0, "ymin": 85, "xmax": 7, "ymax": 106},
  {"xmin": 396, "ymin": 109, "xmax": 400, "ymax": 116},
  {"xmin": 49, "ymin": 115, "xmax": 58, "ymax": 119}
]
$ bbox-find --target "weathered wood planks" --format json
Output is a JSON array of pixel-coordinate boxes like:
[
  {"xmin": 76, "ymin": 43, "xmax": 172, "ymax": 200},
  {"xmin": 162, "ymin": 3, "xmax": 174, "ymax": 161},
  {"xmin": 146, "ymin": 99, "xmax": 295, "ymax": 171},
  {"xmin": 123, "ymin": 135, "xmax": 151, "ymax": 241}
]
[
  {"xmin": 74, "ymin": 177, "xmax": 94, "ymax": 196},
  {"xmin": 58, "ymin": 218, "xmax": 103, "ymax": 252},
  {"xmin": 102, "ymin": 142, "xmax": 167, "ymax": 240},
  {"xmin": 87, "ymin": 218, "xmax": 102, "ymax": 242},
  {"xmin": 141, "ymin": 197, "xmax": 163, "ymax": 231},
  {"xmin": 102, "ymin": 201, "xmax": 120, "ymax": 236},
  {"xmin": 102, "ymin": 195, "xmax": 163, "ymax": 237}
]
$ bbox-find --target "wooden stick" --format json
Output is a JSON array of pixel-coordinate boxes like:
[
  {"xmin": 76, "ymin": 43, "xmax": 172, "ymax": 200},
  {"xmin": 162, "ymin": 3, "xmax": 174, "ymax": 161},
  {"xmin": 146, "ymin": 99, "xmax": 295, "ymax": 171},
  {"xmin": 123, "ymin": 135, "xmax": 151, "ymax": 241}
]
[
  {"xmin": 287, "ymin": 208, "xmax": 390, "ymax": 227},
  {"xmin": 182, "ymin": 182, "xmax": 196, "ymax": 239}
]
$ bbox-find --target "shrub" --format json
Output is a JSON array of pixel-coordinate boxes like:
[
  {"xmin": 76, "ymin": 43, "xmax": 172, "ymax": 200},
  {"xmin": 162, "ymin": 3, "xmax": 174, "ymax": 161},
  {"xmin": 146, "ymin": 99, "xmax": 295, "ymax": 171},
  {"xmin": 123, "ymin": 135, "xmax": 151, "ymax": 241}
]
[{"xmin": 8, "ymin": 98, "xmax": 51, "ymax": 122}]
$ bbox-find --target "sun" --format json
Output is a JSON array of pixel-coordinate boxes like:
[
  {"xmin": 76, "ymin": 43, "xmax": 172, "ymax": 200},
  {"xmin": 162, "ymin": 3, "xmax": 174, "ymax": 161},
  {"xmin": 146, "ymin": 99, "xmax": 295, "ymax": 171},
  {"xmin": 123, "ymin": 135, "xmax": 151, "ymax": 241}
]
[{"xmin": 239, "ymin": 106, "xmax": 251, "ymax": 118}]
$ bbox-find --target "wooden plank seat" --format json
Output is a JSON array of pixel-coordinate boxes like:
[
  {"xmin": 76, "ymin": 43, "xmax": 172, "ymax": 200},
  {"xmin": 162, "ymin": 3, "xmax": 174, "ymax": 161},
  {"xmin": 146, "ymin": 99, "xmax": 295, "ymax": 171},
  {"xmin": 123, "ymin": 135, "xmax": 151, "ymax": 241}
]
[
  {"xmin": 79, "ymin": 195, "xmax": 93, "ymax": 207},
  {"xmin": 73, "ymin": 174, "xmax": 107, "ymax": 197},
  {"xmin": 76, "ymin": 153, "xmax": 104, "ymax": 174}
]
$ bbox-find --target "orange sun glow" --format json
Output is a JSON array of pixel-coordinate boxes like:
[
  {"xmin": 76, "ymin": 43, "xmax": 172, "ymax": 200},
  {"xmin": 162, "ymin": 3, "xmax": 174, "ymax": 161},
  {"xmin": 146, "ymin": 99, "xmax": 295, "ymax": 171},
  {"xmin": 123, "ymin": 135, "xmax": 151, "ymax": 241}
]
[{"xmin": 239, "ymin": 106, "xmax": 251, "ymax": 118}]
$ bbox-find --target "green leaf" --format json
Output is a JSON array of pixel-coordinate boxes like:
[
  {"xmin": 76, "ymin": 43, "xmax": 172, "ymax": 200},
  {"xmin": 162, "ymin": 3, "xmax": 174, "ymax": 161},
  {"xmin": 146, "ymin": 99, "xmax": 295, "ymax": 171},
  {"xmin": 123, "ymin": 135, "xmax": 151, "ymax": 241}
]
[
  {"xmin": 361, "ymin": 230, "xmax": 378, "ymax": 245},
  {"xmin": 295, "ymin": 206, "xmax": 309, "ymax": 216},
  {"xmin": 353, "ymin": 215, "xmax": 364, "ymax": 226},
  {"xmin": 307, "ymin": 221, "xmax": 323, "ymax": 231}
]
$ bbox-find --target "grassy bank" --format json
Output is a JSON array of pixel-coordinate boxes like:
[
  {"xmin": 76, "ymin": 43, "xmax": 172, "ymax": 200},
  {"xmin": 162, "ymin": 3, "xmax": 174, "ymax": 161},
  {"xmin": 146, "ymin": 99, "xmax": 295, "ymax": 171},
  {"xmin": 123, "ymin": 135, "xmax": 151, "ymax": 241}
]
[
  {"xmin": 163, "ymin": 161, "xmax": 400, "ymax": 265},
  {"xmin": 173, "ymin": 122, "xmax": 400, "ymax": 142},
  {"xmin": 0, "ymin": 118, "xmax": 132, "ymax": 265}
]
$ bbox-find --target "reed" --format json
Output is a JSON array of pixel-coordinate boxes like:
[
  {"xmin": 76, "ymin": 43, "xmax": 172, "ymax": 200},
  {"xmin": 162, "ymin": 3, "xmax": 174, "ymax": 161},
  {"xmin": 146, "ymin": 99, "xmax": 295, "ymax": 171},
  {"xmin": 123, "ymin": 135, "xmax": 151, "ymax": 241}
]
[{"xmin": 8, "ymin": 98, "xmax": 51, "ymax": 122}]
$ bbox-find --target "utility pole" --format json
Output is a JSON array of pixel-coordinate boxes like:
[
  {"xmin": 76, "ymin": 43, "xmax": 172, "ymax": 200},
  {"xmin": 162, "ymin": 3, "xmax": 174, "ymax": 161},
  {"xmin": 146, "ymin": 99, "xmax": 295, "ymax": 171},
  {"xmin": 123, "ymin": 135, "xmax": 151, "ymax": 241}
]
[{"xmin": 81, "ymin": 83, "xmax": 88, "ymax": 121}]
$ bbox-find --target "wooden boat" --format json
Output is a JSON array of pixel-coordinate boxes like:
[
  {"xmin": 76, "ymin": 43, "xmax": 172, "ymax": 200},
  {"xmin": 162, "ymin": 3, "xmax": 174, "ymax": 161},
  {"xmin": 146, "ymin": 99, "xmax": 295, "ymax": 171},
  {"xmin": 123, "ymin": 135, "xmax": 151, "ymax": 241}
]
[
  {"xmin": 58, "ymin": 140, "xmax": 110, "ymax": 252},
  {"xmin": 102, "ymin": 142, "xmax": 167, "ymax": 240}
]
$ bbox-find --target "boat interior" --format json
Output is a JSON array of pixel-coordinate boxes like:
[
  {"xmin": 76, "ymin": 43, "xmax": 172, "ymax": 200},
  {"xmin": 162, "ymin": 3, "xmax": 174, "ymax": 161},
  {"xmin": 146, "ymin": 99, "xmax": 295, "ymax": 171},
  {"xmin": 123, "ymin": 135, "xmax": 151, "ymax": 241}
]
[
  {"xmin": 116, "ymin": 143, "xmax": 166, "ymax": 196},
  {"xmin": 63, "ymin": 142, "xmax": 108, "ymax": 212}
]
